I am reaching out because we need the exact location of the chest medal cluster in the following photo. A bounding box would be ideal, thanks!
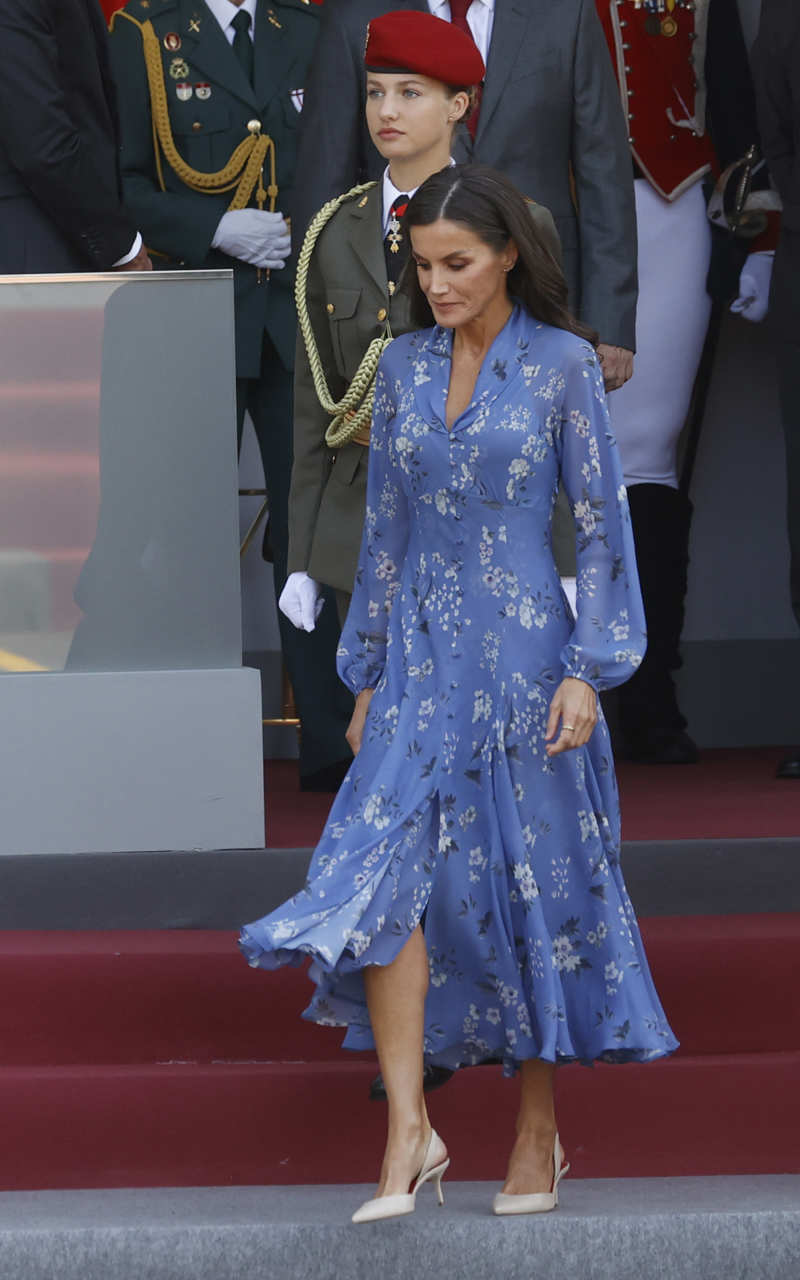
[629,0,694,38]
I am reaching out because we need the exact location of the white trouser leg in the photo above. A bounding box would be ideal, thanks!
[608,179,713,489]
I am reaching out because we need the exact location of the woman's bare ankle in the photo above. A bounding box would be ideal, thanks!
[515,1116,556,1143]
[386,1114,430,1149]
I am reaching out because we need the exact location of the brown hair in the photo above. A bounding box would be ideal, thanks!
[401,164,597,344]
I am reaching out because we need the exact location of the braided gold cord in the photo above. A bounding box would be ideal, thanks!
[294,182,395,449]
[111,11,277,212]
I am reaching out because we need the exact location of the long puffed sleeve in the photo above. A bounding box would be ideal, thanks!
[557,343,646,691]
[336,362,410,695]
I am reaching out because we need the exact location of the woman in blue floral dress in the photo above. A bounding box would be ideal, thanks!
[240,165,678,1222]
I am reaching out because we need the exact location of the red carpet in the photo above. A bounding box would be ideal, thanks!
[1,918,798,1189]
[266,748,800,848]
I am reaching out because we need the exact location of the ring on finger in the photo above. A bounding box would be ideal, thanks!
[562,724,576,732]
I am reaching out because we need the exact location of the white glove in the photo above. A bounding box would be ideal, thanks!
[730,251,775,324]
[211,210,291,269]
[279,571,323,632]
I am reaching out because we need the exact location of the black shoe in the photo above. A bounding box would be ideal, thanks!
[776,748,800,779]
[626,728,699,765]
[299,758,352,792]
[369,1064,455,1101]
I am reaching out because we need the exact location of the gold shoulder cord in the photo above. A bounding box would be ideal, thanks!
[294,183,394,449]
[110,10,277,212]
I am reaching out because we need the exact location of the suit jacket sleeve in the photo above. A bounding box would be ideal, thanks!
[287,242,346,574]
[0,0,135,268]
[289,2,363,238]
[570,0,637,350]
[751,0,796,209]
[529,203,562,267]
[107,15,223,264]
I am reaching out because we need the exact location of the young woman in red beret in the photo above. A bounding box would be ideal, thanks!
[278,9,558,632]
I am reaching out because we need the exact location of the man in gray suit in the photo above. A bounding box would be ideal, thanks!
[291,0,637,389]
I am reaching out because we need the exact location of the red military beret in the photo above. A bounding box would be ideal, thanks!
[364,10,485,85]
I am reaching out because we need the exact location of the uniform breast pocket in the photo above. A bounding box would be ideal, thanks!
[325,287,363,375]
[329,443,364,489]
[170,99,232,170]
[281,91,304,130]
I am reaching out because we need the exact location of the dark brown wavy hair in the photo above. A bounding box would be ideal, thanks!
[401,164,597,344]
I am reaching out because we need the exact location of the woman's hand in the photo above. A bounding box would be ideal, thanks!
[545,677,597,756]
[346,688,375,756]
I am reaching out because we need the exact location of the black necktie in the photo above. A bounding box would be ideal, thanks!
[384,193,410,285]
[232,9,254,86]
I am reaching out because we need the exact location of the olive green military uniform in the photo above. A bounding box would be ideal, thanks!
[109,0,354,780]
[288,183,565,610]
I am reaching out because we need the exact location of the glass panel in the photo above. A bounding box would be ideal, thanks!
[0,271,242,672]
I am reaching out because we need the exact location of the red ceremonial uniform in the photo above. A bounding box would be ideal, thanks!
[598,0,715,201]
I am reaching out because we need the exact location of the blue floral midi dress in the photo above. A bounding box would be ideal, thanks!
[240,304,679,1072]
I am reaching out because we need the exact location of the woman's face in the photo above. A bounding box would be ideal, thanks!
[410,219,517,328]
[365,74,467,161]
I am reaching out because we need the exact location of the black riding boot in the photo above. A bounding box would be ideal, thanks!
[618,482,698,763]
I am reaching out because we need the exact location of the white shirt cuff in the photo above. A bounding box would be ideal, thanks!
[113,232,143,267]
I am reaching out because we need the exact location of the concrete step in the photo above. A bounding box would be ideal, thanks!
[1,1053,798,1190]
[0,1177,797,1280]
[2,840,800,931]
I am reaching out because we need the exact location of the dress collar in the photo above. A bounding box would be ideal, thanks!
[415,302,535,433]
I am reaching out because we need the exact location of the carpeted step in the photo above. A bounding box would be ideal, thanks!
[265,752,800,847]
[1,918,798,1066]
[1,1178,799,1280]
[0,1052,797,1191]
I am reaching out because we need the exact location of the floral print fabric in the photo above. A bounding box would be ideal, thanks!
[240,305,678,1072]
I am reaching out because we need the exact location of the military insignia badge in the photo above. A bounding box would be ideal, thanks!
[175,82,193,101]
[195,83,211,100]
[290,89,304,113]
[164,32,182,51]
[169,57,190,79]
[188,16,202,33]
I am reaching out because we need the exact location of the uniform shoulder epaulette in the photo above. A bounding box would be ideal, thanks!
[110,0,173,23]
[339,182,379,208]
[273,0,322,14]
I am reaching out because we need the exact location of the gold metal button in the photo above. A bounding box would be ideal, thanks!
[377,308,387,321]
[192,122,203,131]
[387,281,396,296]
[326,302,335,314]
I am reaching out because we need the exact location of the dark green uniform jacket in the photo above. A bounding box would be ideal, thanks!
[288,184,561,595]
[108,0,319,377]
